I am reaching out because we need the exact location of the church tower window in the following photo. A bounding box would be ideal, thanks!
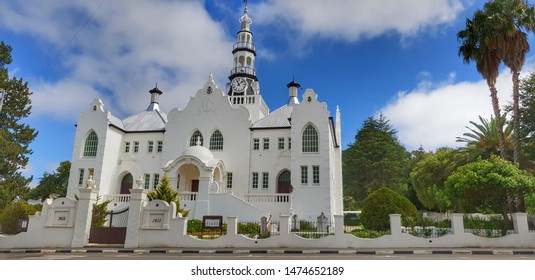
[209,130,224,150]
[302,124,319,153]
[190,130,204,146]
[83,131,98,157]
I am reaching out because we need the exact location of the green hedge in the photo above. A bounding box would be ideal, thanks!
[360,187,419,231]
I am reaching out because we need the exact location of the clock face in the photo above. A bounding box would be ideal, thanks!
[231,78,247,93]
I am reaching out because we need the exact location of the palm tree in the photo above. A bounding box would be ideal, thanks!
[483,0,535,165]
[456,115,513,160]
[458,9,508,159]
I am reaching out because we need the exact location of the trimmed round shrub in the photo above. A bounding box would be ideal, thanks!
[360,187,419,231]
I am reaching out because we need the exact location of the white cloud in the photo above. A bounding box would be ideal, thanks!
[253,0,464,42]
[380,66,535,151]
[0,0,234,119]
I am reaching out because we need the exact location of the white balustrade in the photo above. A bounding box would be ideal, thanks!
[179,192,197,201]
[244,194,290,203]
[103,194,131,203]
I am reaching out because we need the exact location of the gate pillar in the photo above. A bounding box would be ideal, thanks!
[71,187,98,248]
[124,188,148,248]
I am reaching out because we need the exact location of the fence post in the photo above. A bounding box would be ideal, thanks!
[389,214,402,236]
[334,215,344,236]
[71,187,98,248]
[512,213,528,235]
[177,217,188,236]
[451,213,464,235]
[227,216,238,236]
[279,214,290,237]
[124,188,148,248]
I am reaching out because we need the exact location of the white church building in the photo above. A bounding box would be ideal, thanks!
[66,6,343,222]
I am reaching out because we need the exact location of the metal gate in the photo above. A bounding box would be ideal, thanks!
[88,205,129,245]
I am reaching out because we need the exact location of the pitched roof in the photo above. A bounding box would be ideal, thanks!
[121,109,167,132]
[251,105,293,129]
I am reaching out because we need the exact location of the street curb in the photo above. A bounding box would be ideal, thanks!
[2,249,535,255]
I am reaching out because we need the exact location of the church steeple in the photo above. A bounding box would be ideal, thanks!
[228,3,259,97]
[146,85,162,111]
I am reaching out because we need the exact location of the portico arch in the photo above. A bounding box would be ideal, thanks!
[162,145,226,194]
[178,163,200,192]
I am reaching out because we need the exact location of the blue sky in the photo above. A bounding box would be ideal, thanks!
[1,0,534,185]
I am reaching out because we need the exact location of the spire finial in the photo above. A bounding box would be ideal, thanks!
[208,71,214,83]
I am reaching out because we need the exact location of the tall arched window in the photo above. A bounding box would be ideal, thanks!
[302,124,318,153]
[190,130,203,146]
[209,130,224,150]
[83,131,98,157]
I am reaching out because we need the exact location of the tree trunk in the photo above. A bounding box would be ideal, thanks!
[512,70,521,165]
[488,81,508,159]
[512,70,526,212]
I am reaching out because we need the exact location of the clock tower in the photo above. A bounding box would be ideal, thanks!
[227,4,267,122]
[228,5,259,97]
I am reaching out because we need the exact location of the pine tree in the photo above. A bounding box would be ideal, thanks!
[343,114,409,204]
[0,41,38,209]
[147,175,189,217]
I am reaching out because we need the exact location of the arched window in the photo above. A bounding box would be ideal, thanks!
[277,170,291,194]
[83,131,98,157]
[246,56,252,67]
[190,130,203,146]
[302,124,318,153]
[209,130,224,150]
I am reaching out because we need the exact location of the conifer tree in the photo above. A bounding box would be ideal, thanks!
[343,114,409,203]
[0,41,38,209]
[147,175,189,217]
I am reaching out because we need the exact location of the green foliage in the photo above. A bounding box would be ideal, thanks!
[445,156,535,213]
[525,192,535,214]
[147,176,189,217]
[237,222,260,236]
[410,148,461,211]
[343,213,361,226]
[0,201,41,234]
[445,156,535,233]
[0,41,37,210]
[187,219,203,233]
[518,71,535,172]
[463,214,511,230]
[463,214,514,237]
[187,219,227,239]
[343,115,409,203]
[360,187,419,231]
[91,195,112,228]
[29,161,71,201]
[350,228,390,239]
[456,115,513,160]
[343,195,359,211]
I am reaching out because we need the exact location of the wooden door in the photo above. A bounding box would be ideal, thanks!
[191,179,199,192]
[120,174,133,194]
[277,171,292,193]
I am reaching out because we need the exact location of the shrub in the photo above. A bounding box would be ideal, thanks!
[147,176,189,217]
[237,222,260,235]
[350,228,390,238]
[344,213,361,226]
[360,187,419,231]
[91,195,112,227]
[0,201,42,234]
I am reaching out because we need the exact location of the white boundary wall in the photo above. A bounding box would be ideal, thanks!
[1,189,534,249]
